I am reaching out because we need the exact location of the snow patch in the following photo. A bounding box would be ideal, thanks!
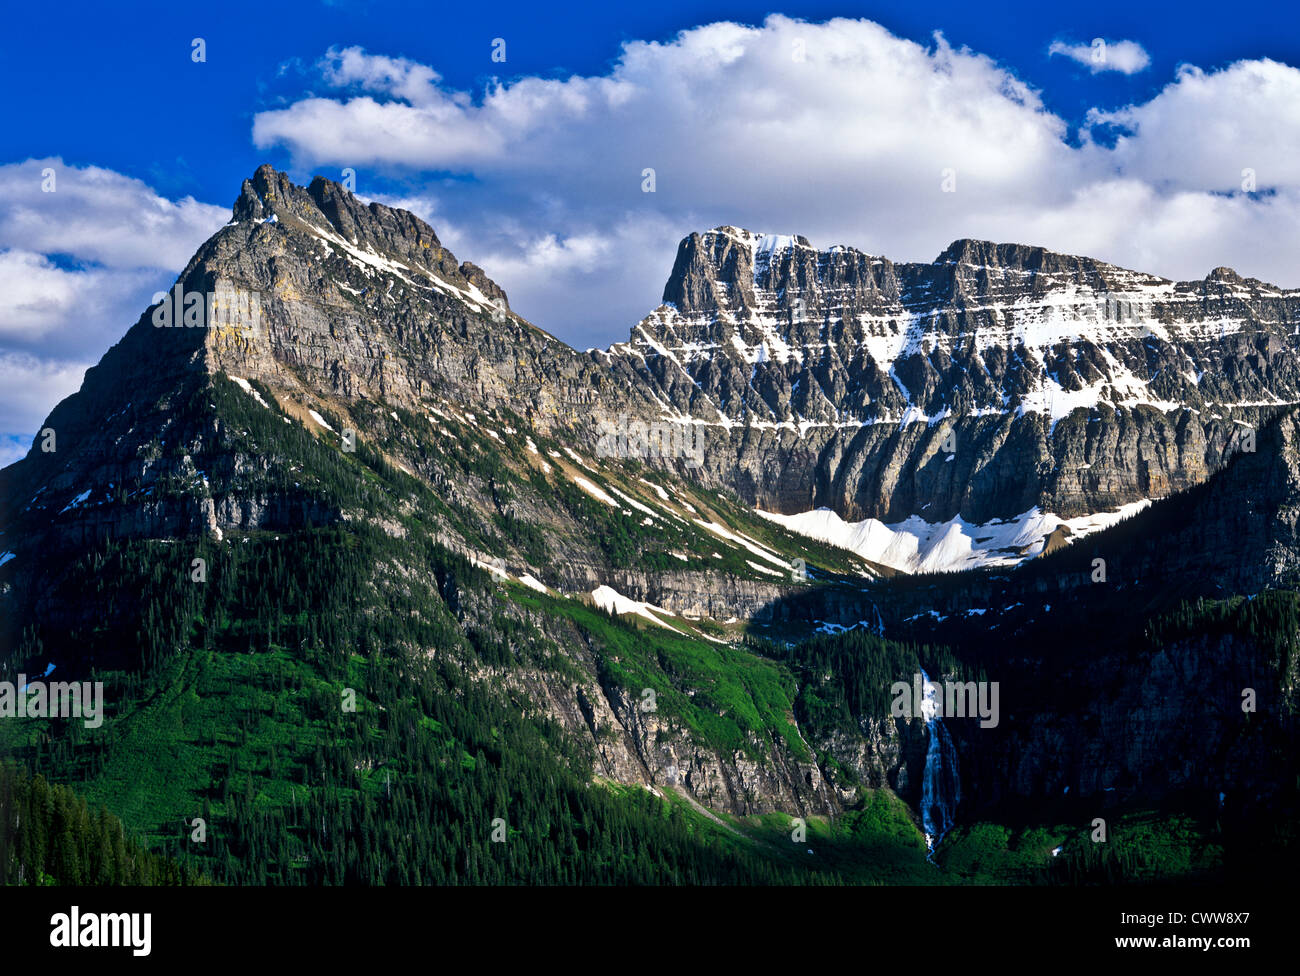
[59,490,93,514]
[590,585,679,632]
[471,556,507,580]
[757,501,1151,574]
[518,574,549,594]
[607,485,660,519]
[230,376,271,409]
[693,519,792,570]
[573,476,618,507]
[639,478,671,502]
[308,410,336,432]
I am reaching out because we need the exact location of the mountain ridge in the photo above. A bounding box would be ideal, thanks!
[615,218,1300,525]
[8,164,1300,556]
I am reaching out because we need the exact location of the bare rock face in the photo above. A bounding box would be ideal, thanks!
[205,165,636,428]
[612,226,1300,524]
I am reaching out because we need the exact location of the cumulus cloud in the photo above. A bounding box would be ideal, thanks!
[0,159,228,447]
[250,16,1300,352]
[0,352,94,458]
[1085,60,1300,191]
[1049,38,1151,75]
[0,250,163,343]
[0,159,229,271]
[0,436,34,469]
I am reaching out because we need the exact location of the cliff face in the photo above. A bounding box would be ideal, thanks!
[802,408,1300,821]
[207,165,652,430]
[955,628,1295,815]
[17,180,1300,548]
[611,226,1300,523]
[0,165,648,562]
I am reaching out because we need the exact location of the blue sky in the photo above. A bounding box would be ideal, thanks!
[3,0,1299,461]
[7,1,1297,197]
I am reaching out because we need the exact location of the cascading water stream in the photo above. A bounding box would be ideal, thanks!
[919,668,961,861]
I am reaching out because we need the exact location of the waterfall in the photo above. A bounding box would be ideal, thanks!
[869,602,885,636]
[919,668,960,858]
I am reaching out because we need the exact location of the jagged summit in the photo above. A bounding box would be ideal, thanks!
[176,164,565,409]
[0,165,654,538]
[229,164,509,309]
[690,223,1126,272]
[665,225,1275,312]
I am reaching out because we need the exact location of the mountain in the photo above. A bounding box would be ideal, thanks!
[610,225,1300,529]
[1,167,1296,885]
[0,167,891,847]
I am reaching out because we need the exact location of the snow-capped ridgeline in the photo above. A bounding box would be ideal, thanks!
[612,225,1300,431]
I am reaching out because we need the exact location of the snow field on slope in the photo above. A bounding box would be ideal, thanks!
[757,501,1151,574]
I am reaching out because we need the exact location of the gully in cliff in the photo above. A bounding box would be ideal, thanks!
[890,671,999,857]
[909,669,970,857]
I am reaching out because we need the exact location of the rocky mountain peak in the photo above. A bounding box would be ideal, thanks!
[931,238,1075,269]
[658,227,1202,322]
[230,163,287,221]
[659,225,886,316]
[228,165,493,294]
[12,165,1300,544]
[1206,266,1246,285]
[185,165,546,411]
[0,165,593,551]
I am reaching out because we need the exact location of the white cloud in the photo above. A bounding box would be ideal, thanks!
[442,213,686,351]
[321,46,446,106]
[371,192,686,346]
[0,159,228,449]
[250,17,1300,352]
[0,435,33,468]
[8,18,1300,459]
[0,351,92,445]
[1085,60,1300,191]
[0,249,160,343]
[1049,38,1151,75]
[0,249,98,342]
[0,158,228,270]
